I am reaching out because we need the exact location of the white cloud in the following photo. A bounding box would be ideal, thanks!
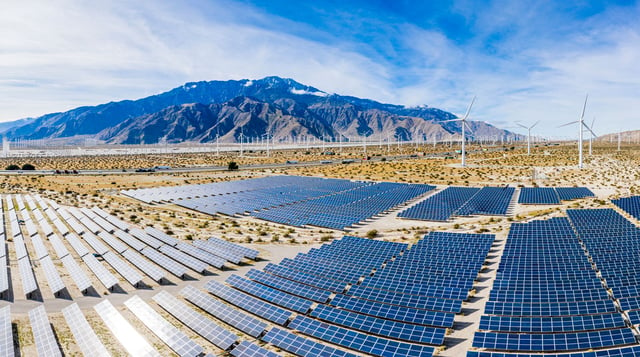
[0,0,638,139]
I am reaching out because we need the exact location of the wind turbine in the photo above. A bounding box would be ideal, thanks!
[559,95,596,169]
[516,121,539,155]
[443,96,476,167]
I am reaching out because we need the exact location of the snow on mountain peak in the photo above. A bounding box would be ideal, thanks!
[290,88,328,97]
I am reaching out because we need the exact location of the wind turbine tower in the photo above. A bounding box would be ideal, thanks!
[559,95,595,169]
[443,96,476,167]
[517,121,539,155]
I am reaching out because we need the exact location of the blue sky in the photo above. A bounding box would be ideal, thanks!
[0,0,638,138]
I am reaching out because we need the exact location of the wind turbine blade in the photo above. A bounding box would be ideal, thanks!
[582,121,597,137]
[530,120,540,130]
[580,94,588,121]
[462,96,476,120]
[441,118,463,123]
[516,123,528,129]
[590,117,596,129]
[463,121,473,131]
[558,121,579,128]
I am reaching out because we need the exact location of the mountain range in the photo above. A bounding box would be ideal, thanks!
[1,76,521,144]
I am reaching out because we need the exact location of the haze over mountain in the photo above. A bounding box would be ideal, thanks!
[2,77,521,145]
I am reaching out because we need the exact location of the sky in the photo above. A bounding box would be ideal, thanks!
[1,0,639,139]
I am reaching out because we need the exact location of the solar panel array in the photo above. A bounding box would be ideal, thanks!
[472,216,637,354]
[124,295,204,357]
[398,186,486,221]
[518,187,594,205]
[567,209,640,327]
[61,303,110,357]
[612,196,640,221]
[29,305,62,357]
[0,306,13,357]
[192,234,496,356]
[94,299,161,356]
[124,175,434,230]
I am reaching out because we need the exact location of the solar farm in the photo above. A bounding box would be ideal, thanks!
[0,142,639,356]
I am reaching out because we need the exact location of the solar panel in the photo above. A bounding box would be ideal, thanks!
[0,266,8,296]
[261,327,358,357]
[13,234,29,260]
[122,249,165,282]
[61,303,110,357]
[91,206,110,218]
[39,220,54,237]
[230,340,280,357]
[246,269,331,303]
[0,306,13,357]
[29,235,49,260]
[93,299,160,357]
[159,245,208,273]
[97,232,128,254]
[82,254,118,290]
[124,296,204,357]
[103,214,130,232]
[175,242,225,269]
[90,215,117,234]
[114,230,146,251]
[130,228,164,249]
[141,246,188,278]
[181,285,267,338]
[205,280,292,325]
[39,256,65,295]
[193,240,243,264]
[52,218,70,236]
[289,315,435,356]
[102,252,143,287]
[152,290,238,350]
[60,255,92,292]
[63,233,90,257]
[144,227,179,246]
[29,305,62,357]
[18,257,38,296]
[81,233,110,255]
[77,217,101,235]
[207,236,259,260]
[42,235,66,259]
[24,219,39,237]
[227,275,313,314]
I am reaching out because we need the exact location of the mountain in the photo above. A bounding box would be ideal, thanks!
[597,130,640,143]
[2,76,521,144]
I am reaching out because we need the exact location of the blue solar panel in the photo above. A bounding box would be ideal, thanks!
[472,329,636,352]
[518,187,560,204]
[456,186,515,216]
[468,345,640,357]
[246,269,332,303]
[289,315,435,356]
[310,304,446,345]
[205,280,292,325]
[230,340,280,357]
[398,186,480,221]
[227,275,314,314]
[262,327,358,357]
[479,314,627,333]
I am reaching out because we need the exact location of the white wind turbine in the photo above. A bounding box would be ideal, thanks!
[516,120,539,155]
[559,95,596,169]
[443,96,476,167]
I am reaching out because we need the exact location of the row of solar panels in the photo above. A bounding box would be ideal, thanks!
[123,174,435,230]
[1,194,258,300]
[518,187,595,205]
[398,186,516,221]
[0,294,285,357]
[122,175,367,204]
